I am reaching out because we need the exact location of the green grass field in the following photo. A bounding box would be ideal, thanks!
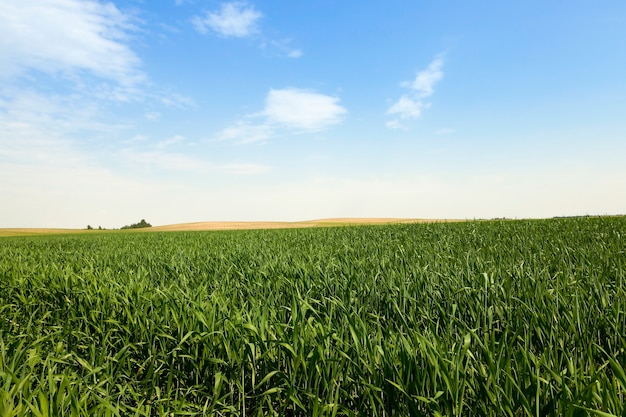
[1,217,625,416]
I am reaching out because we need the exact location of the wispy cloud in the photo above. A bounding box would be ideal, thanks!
[0,87,123,140]
[0,0,200,113]
[387,55,444,129]
[192,2,262,38]
[144,111,162,121]
[215,121,273,144]
[287,49,303,58]
[119,148,205,172]
[0,0,196,177]
[0,0,143,86]
[156,134,185,149]
[118,146,269,176]
[192,2,302,58]
[216,88,347,144]
[387,96,428,120]
[435,128,455,135]
[266,39,303,59]
[403,57,444,96]
[219,163,269,175]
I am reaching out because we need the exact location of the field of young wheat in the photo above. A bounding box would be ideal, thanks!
[1,217,625,416]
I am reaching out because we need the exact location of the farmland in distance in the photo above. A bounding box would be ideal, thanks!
[1,217,625,416]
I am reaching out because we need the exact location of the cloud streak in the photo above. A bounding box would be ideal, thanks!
[0,1,199,187]
[219,163,270,175]
[215,122,273,144]
[387,55,444,129]
[0,0,143,86]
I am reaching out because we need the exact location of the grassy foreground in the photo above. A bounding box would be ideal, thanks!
[1,218,625,416]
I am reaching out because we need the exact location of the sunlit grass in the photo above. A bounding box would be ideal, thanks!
[1,217,625,415]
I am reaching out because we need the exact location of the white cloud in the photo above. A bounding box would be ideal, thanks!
[387,55,444,129]
[264,88,346,131]
[216,88,347,143]
[0,0,143,85]
[192,2,262,38]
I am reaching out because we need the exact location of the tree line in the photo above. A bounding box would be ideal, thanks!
[86,219,152,230]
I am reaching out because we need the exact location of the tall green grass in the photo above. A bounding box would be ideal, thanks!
[1,217,625,415]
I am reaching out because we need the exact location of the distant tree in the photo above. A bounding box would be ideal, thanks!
[98,226,102,230]
[121,219,152,230]
[87,225,93,230]
[137,219,151,228]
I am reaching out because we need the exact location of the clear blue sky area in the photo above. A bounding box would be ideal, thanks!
[1,0,625,227]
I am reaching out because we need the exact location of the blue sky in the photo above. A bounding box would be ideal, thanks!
[1,0,625,228]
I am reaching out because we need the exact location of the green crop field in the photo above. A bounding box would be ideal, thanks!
[1,217,625,416]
